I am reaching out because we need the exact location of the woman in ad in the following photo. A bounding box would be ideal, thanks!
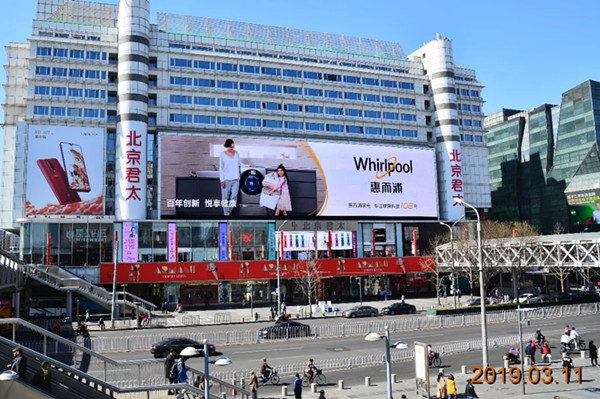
[268,164,292,216]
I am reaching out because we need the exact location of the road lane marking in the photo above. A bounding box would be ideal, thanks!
[232,346,303,354]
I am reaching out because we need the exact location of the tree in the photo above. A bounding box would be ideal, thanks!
[422,235,445,305]
[292,255,322,318]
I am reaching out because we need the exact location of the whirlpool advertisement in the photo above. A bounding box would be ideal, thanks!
[25,124,104,216]
[159,134,438,218]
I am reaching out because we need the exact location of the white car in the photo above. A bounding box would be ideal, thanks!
[515,293,543,304]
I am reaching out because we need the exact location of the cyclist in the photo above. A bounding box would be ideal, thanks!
[260,358,272,379]
[427,344,435,360]
[305,358,317,381]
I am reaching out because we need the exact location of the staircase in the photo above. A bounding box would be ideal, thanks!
[0,249,156,314]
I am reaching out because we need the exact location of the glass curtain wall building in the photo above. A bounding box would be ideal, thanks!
[1,0,490,305]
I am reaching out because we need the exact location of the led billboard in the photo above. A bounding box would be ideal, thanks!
[566,189,600,226]
[26,124,104,216]
[159,134,438,218]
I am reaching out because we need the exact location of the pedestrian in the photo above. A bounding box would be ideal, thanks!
[447,374,457,399]
[464,378,478,399]
[175,357,188,383]
[401,395,407,399]
[33,361,52,392]
[249,371,259,399]
[293,372,302,399]
[562,353,574,383]
[589,340,598,366]
[8,347,27,379]
[525,338,535,366]
[85,309,90,323]
[165,348,177,394]
[541,341,552,364]
[281,301,287,316]
[161,300,167,314]
[98,317,105,330]
[318,389,326,399]
[570,327,580,350]
[271,304,276,320]
[437,372,447,399]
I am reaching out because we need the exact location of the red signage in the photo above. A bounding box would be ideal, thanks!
[100,256,433,284]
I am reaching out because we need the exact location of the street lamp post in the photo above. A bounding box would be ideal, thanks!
[454,198,488,367]
[365,326,392,399]
[440,215,465,308]
[110,231,118,329]
[276,220,289,316]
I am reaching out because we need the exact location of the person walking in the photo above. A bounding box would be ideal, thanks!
[562,353,574,383]
[318,390,326,399]
[164,348,177,395]
[447,374,457,399]
[437,372,447,399]
[33,361,52,392]
[464,378,478,399]
[8,347,27,379]
[589,340,598,366]
[293,372,302,399]
[249,371,259,399]
[85,309,90,323]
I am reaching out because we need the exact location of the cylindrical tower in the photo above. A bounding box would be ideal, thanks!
[420,34,465,221]
[115,0,150,220]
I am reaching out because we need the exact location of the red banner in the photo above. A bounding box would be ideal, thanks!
[100,256,433,284]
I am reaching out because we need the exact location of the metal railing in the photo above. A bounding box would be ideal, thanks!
[0,248,25,290]
[0,318,251,399]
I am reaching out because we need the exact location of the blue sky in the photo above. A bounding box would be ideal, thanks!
[1,0,599,165]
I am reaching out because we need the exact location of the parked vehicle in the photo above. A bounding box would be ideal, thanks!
[151,338,216,358]
[465,298,490,307]
[514,293,543,304]
[380,302,416,315]
[343,305,378,318]
[259,321,311,340]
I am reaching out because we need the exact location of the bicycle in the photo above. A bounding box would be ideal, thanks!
[259,369,280,385]
[302,369,326,387]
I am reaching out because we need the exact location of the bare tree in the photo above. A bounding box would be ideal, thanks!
[422,235,446,305]
[292,256,321,318]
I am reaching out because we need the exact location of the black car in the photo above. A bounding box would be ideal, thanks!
[381,302,416,315]
[260,321,311,340]
[151,338,216,358]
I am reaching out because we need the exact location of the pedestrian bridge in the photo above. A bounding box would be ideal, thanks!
[435,232,600,270]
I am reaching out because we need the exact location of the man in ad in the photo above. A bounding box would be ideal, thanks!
[219,138,242,216]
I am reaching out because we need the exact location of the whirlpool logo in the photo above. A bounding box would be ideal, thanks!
[353,157,414,179]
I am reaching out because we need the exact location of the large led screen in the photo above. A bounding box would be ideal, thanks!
[159,134,438,218]
[567,189,600,226]
[26,124,104,216]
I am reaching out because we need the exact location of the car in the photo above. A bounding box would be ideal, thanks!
[151,338,216,358]
[465,298,490,307]
[343,305,378,318]
[514,293,542,304]
[380,302,416,315]
[260,321,311,340]
[551,292,572,301]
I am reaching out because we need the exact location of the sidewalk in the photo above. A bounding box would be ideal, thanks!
[261,357,600,399]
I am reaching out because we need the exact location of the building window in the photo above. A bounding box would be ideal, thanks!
[85,89,100,98]
[240,65,259,74]
[262,119,282,128]
[401,113,417,122]
[36,47,51,56]
[171,58,192,68]
[362,77,379,86]
[284,86,301,95]
[364,110,381,119]
[472,105,481,112]
[51,106,65,116]
[217,98,238,107]
[473,120,482,127]
[460,89,469,96]
[85,70,100,79]
[325,90,342,99]
[381,80,397,88]
[399,82,415,90]
[70,49,84,58]
[383,112,398,120]
[86,51,100,60]
[401,129,417,138]
[474,135,483,142]
[218,116,238,125]
[171,76,193,86]
[382,96,398,104]
[470,90,479,97]
[283,69,302,78]
[363,94,380,102]
[305,122,324,131]
[67,107,82,117]
[261,67,281,76]
[365,127,382,135]
[384,128,400,136]
[240,100,260,109]
[262,84,282,93]
[326,124,344,132]
[194,61,215,70]
[194,96,215,106]
[465,134,473,142]
[170,113,192,123]
[284,104,302,112]
[241,118,260,127]
[84,109,100,118]
[68,88,83,97]
[464,119,472,126]
[303,71,322,80]
[345,109,362,117]
[240,82,259,91]
[399,97,416,106]
[51,87,66,96]
[34,86,50,95]
[194,78,215,87]
[304,88,323,97]
[170,95,192,104]
[217,62,238,71]
[52,67,68,77]
[262,102,281,110]
[461,104,471,111]
[324,73,341,82]
[284,121,303,130]
[68,69,83,78]
[325,107,343,115]
[344,92,360,100]
[346,125,363,134]
[194,115,215,124]
[217,81,238,89]
[53,48,68,57]
[343,76,360,84]
[34,106,49,115]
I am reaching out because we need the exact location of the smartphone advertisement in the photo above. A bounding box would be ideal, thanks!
[159,133,438,218]
[26,124,104,216]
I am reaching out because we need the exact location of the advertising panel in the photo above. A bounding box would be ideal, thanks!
[168,223,177,262]
[122,222,139,262]
[159,134,438,218]
[566,189,600,226]
[26,124,104,215]
[115,120,147,220]
[100,256,431,284]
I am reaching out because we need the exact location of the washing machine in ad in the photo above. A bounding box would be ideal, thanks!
[238,167,267,216]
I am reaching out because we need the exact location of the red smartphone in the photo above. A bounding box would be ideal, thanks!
[60,142,91,192]
[37,158,81,204]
